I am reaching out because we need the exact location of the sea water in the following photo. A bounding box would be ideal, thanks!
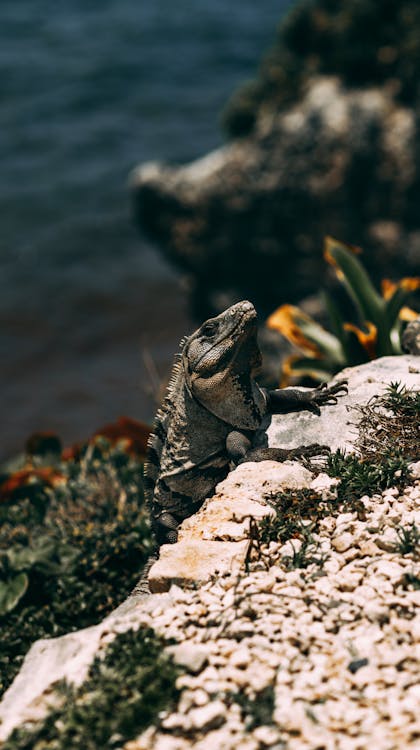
[0,0,292,459]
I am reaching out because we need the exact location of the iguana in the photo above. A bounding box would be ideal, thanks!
[144,300,346,546]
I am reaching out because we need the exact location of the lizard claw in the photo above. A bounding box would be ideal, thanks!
[310,379,348,410]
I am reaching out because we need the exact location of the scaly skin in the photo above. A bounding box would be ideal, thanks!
[144,300,347,546]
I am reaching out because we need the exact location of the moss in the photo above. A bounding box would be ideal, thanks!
[0,439,153,697]
[223,0,420,137]
[3,627,180,750]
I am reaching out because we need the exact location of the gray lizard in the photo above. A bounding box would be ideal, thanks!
[144,300,347,546]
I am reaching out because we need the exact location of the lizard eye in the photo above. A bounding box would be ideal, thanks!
[202,321,217,337]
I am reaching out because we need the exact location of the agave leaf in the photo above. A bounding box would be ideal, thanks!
[343,322,378,359]
[281,354,336,385]
[399,306,420,321]
[381,277,420,330]
[340,324,375,365]
[322,291,346,341]
[0,572,28,615]
[324,237,384,323]
[267,304,344,363]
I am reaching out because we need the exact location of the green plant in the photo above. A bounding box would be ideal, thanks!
[395,524,420,556]
[256,384,417,568]
[282,532,326,571]
[327,450,411,503]
[0,439,153,697]
[327,382,417,502]
[231,685,276,731]
[356,382,420,463]
[258,488,333,547]
[0,536,78,616]
[3,627,180,750]
[267,237,420,383]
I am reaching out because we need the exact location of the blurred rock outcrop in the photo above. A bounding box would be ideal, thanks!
[132,0,420,316]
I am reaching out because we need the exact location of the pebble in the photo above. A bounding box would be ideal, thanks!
[188,701,227,731]
[169,643,209,674]
[332,532,354,552]
[144,475,418,749]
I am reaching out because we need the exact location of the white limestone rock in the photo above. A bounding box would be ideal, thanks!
[0,592,174,742]
[188,700,227,731]
[148,539,250,594]
[1,356,419,749]
[168,643,209,674]
[267,356,420,453]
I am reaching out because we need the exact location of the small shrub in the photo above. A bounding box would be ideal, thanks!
[3,627,180,750]
[327,382,418,501]
[326,450,411,503]
[257,384,418,566]
[231,685,275,731]
[395,524,420,556]
[258,488,333,547]
[282,533,326,571]
[0,439,153,697]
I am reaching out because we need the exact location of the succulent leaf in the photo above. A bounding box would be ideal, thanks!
[324,237,384,323]
[343,322,378,359]
[280,355,339,385]
[267,304,344,362]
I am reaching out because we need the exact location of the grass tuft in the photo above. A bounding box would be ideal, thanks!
[395,524,420,557]
[256,382,418,565]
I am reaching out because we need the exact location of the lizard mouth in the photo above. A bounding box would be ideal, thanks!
[226,300,257,332]
[233,300,258,331]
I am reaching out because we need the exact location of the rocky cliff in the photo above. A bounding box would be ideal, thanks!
[132,0,420,317]
[1,356,419,749]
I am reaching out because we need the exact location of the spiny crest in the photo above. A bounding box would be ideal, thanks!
[145,353,184,490]
[164,354,184,401]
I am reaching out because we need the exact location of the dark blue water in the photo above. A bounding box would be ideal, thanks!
[0,0,292,460]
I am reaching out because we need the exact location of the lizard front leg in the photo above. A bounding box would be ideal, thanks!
[266,380,348,416]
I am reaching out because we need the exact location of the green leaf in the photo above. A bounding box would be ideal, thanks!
[268,304,345,364]
[0,573,29,615]
[283,356,336,383]
[382,278,420,331]
[322,291,346,341]
[7,539,56,571]
[295,315,345,364]
[324,237,384,324]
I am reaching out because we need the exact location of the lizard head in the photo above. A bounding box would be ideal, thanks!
[182,300,266,429]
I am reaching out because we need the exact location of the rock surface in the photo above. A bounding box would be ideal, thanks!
[1,356,419,748]
[268,354,420,452]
